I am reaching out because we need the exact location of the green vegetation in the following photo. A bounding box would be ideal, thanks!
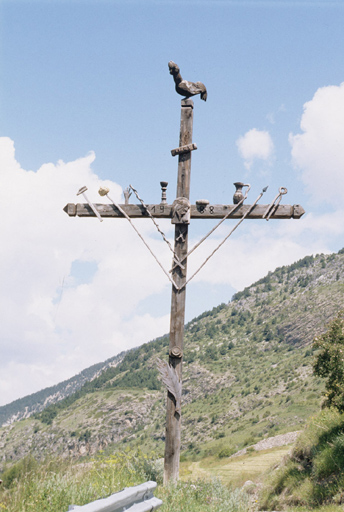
[111,366,161,391]
[0,452,145,511]
[182,445,292,489]
[232,254,316,302]
[313,311,344,411]
[0,451,249,512]
[33,341,167,425]
[258,313,344,509]
[260,409,344,510]
[158,479,249,512]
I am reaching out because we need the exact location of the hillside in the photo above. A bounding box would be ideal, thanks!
[0,249,343,472]
[0,353,124,427]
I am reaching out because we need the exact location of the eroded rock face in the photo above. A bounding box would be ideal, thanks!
[230,431,301,459]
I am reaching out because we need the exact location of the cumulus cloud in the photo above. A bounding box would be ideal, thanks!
[0,138,171,405]
[289,82,344,205]
[236,128,274,170]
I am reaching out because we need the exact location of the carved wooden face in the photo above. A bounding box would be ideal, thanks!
[172,198,191,224]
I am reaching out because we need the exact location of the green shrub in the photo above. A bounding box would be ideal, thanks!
[0,455,38,488]
[243,436,255,447]
[313,311,344,411]
[218,446,235,458]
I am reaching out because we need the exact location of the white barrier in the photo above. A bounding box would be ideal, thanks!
[67,481,163,512]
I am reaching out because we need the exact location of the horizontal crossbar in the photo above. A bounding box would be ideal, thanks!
[64,203,305,220]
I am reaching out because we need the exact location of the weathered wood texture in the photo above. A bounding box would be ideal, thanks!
[164,99,194,484]
[64,203,305,220]
[157,358,182,414]
[171,142,197,157]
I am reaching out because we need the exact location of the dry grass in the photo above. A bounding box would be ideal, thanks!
[181,446,291,487]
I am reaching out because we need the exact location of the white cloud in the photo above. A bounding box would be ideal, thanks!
[185,211,340,293]
[289,82,344,205]
[0,138,171,406]
[236,128,274,170]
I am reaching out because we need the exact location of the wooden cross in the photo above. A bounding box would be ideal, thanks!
[64,97,304,484]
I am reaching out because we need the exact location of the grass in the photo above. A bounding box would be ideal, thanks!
[156,479,250,512]
[260,409,344,510]
[3,409,344,512]
[0,452,146,512]
[181,446,292,488]
[0,451,251,512]
[2,447,344,512]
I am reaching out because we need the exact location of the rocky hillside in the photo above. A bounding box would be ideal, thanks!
[0,353,124,427]
[1,250,343,471]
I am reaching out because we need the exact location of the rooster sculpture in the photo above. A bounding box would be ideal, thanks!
[168,61,207,101]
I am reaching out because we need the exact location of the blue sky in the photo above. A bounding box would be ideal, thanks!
[1,0,344,407]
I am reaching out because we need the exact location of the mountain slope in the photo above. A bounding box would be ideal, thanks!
[0,353,124,427]
[1,250,343,471]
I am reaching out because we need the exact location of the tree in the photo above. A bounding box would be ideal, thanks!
[313,311,344,411]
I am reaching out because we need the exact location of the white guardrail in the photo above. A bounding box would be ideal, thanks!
[67,481,163,512]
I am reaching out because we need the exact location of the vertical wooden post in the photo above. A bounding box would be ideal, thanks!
[164,99,194,484]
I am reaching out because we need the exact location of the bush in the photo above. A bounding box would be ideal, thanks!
[218,446,235,458]
[243,436,255,447]
[0,455,38,488]
[313,311,344,411]
[111,367,162,391]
